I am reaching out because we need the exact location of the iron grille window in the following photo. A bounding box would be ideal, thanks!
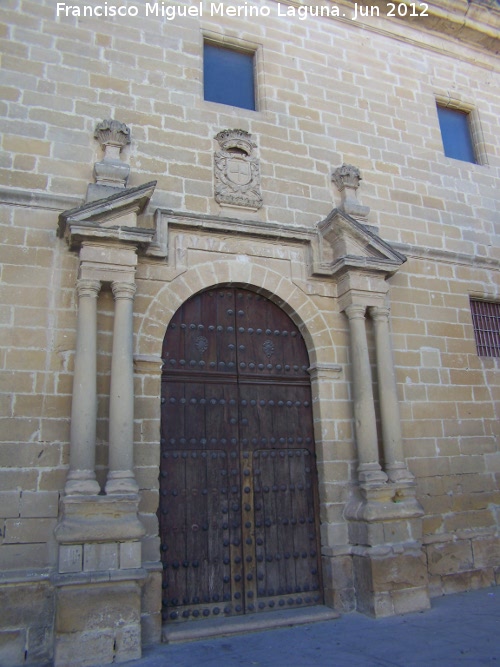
[470,299,500,358]
[203,42,256,111]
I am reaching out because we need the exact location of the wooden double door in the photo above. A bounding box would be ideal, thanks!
[159,288,322,623]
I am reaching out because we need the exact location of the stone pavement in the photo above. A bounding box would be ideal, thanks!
[124,587,500,667]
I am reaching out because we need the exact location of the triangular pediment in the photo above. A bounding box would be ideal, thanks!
[58,181,157,250]
[315,208,406,277]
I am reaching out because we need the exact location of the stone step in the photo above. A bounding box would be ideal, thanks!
[162,605,340,644]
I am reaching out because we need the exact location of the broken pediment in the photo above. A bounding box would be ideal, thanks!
[314,208,406,278]
[57,181,157,251]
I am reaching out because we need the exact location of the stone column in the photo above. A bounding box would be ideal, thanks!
[369,306,414,484]
[344,304,387,486]
[65,279,101,495]
[105,280,138,495]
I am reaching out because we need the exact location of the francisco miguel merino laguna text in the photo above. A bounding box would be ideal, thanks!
[56,2,430,20]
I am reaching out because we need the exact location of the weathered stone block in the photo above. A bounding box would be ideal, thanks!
[382,519,415,544]
[56,583,140,633]
[141,612,162,647]
[26,624,54,665]
[20,490,59,518]
[0,630,26,667]
[55,631,115,667]
[59,544,83,573]
[371,551,428,591]
[141,569,162,615]
[321,554,353,590]
[114,624,141,663]
[0,491,21,518]
[427,541,474,576]
[4,518,58,544]
[83,542,118,572]
[441,568,495,595]
[353,550,429,616]
[120,541,142,569]
[472,536,499,568]
[0,543,51,570]
[0,582,54,628]
[392,586,431,614]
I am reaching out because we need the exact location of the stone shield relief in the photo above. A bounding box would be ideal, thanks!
[214,129,263,210]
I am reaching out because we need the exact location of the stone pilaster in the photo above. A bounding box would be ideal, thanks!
[65,279,101,496]
[105,280,138,495]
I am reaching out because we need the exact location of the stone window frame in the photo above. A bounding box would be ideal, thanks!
[202,31,263,112]
[435,94,488,166]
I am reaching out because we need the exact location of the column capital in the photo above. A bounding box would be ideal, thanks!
[111,280,136,300]
[368,305,390,322]
[344,303,367,320]
[76,278,101,298]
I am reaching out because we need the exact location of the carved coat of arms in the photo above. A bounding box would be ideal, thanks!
[214,129,262,210]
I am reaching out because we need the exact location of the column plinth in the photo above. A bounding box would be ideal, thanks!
[105,281,138,495]
[344,304,387,487]
[65,279,101,496]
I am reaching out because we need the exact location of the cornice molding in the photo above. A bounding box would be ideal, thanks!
[273,0,500,67]
[154,207,406,281]
[0,186,82,211]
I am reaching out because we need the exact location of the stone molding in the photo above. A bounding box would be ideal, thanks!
[1,185,497,272]
[55,495,145,543]
[307,362,343,380]
[272,0,500,54]
[154,207,407,282]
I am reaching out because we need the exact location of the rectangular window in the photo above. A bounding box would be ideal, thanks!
[203,42,256,111]
[470,299,500,358]
[436,104,477,164]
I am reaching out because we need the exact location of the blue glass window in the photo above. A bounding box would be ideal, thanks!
[436,105,476,164]
[204,43,255,111]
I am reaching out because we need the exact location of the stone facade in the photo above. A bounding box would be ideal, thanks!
[0,0,499,665]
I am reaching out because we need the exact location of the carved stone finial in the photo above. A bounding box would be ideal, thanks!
[214,129,262,210]
[94,119,131,151]
[87,119,131,202]
[215,129,256,154]
[332,163,362,191]
[332,163,370,220]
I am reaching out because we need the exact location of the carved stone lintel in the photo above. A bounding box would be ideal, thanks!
[214,129,262,210]
[332,163,370,220]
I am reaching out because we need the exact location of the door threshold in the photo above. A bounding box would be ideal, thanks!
[162,605,340,644]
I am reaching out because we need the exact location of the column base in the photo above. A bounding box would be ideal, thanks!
[385,462,415,485]
[344,479,429,617]
[105,470,139,495]
[55,493,145,547]
[357,462,388,486]
[346,479,424,524]
[53,494,147,666]
[64,469,101,496]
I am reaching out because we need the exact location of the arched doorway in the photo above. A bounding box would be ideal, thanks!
[159,287,323,623]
